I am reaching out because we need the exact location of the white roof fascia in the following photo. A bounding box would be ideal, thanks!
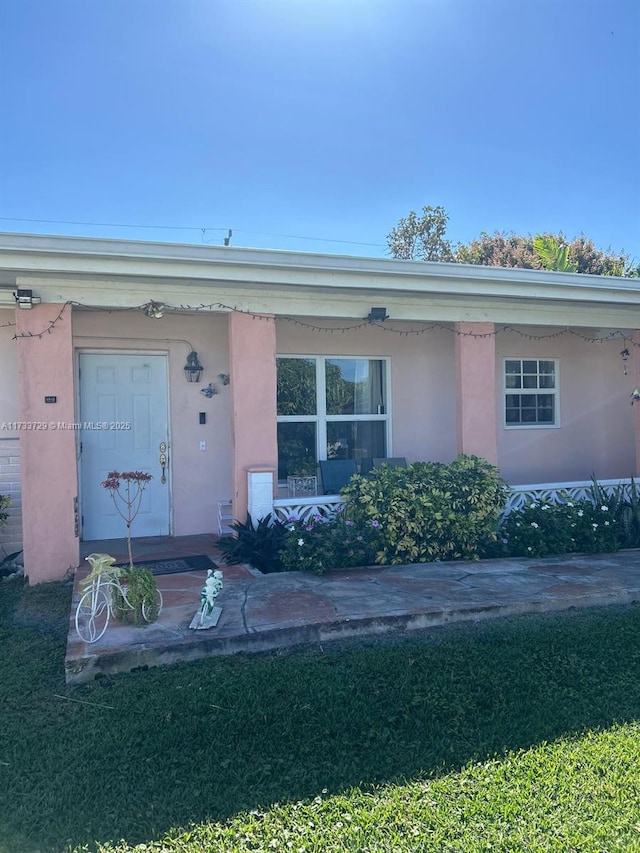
[0,231,638,306]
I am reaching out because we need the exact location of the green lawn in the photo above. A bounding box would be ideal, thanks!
[1,578,640,852]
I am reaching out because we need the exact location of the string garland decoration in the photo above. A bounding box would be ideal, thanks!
[3,298,640,350]
[10,303,70,339]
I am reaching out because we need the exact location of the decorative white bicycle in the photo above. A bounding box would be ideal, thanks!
[75,553,163,644]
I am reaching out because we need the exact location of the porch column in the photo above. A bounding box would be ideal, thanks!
[633,331,640,476]
[454,322,498,465]
[16,303,79,583]
[228,311,278,523]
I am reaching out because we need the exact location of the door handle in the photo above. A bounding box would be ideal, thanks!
[159,442,167,484]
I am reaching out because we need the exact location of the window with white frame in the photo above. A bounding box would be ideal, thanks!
[276,356,389,480]
[504,358,558,427]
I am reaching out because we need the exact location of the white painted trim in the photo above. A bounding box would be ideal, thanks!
[13,286,639,329]
[1,232,639,307]
[510,477,633,490]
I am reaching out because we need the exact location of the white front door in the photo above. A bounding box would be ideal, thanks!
[79,353,170,540]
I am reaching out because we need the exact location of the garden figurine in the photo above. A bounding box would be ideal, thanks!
[189,568,224,630]
[201,569,224,615]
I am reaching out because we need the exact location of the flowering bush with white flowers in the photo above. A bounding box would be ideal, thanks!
[226,476,640,574]
[279,510,379,574]
[492,497,619,558]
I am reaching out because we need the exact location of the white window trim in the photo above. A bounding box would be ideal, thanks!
[276,355,392,475]
[503,357,561,430]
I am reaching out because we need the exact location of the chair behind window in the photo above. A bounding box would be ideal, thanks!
[319,459,358,494]
[372,457,408,469]
[359,457,374,477]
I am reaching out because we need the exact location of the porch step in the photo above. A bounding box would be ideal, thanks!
[217,499,234,537]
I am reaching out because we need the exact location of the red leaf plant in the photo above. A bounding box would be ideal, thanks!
[102,471,153,568]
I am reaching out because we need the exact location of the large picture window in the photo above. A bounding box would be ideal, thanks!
[504,358,558,427]
[277,356,389,479]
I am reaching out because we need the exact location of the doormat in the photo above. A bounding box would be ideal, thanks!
[116,555,218,576]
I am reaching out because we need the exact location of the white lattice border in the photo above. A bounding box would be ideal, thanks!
[504,478,636,515]
[272,495,344,524]
[272,478,638,526]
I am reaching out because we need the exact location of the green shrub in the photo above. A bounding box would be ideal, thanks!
[218,514,288,573]
[0,494,9,527]
[340,455,506,565]
[493,496,619,558]
[598,477,640,549]
[114,566,160,624]
[0,495,22,576]
[280,510,378,574]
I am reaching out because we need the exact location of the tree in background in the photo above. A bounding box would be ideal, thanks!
[455,231,540,268]
[532,235,576,272]
[565,234,639,276]
[386,205,454,262]
[386,206,638,276]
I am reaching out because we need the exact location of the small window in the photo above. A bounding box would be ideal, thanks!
[504,359,558,427]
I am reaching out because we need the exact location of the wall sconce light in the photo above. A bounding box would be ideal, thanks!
[218,373,230,386]
[143,301,165,319]
[184,350,204,383]
[14,289,41,309]
[367,307,388,322]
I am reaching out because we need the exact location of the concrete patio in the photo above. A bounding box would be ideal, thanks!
[65,535,640,684]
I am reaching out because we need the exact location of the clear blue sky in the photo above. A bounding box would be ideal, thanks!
[1,0,638,259]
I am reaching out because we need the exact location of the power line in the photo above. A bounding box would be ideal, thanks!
[215,229,385,248]
[0,216,221,232]
[0,216,386,249]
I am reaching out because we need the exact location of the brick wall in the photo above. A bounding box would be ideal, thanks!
[0,438,22,555]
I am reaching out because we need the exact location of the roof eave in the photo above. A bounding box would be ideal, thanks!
[0,231,638,304]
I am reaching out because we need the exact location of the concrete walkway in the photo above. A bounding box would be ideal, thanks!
[65,538,640,684]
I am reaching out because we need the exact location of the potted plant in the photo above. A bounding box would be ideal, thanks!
[292,457,317,477]
[287,458,318,497]
[101,471,153,568]
[100,471,161,624]
[113,565,161,624]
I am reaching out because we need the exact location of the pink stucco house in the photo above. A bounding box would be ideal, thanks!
[1,233,639,584]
